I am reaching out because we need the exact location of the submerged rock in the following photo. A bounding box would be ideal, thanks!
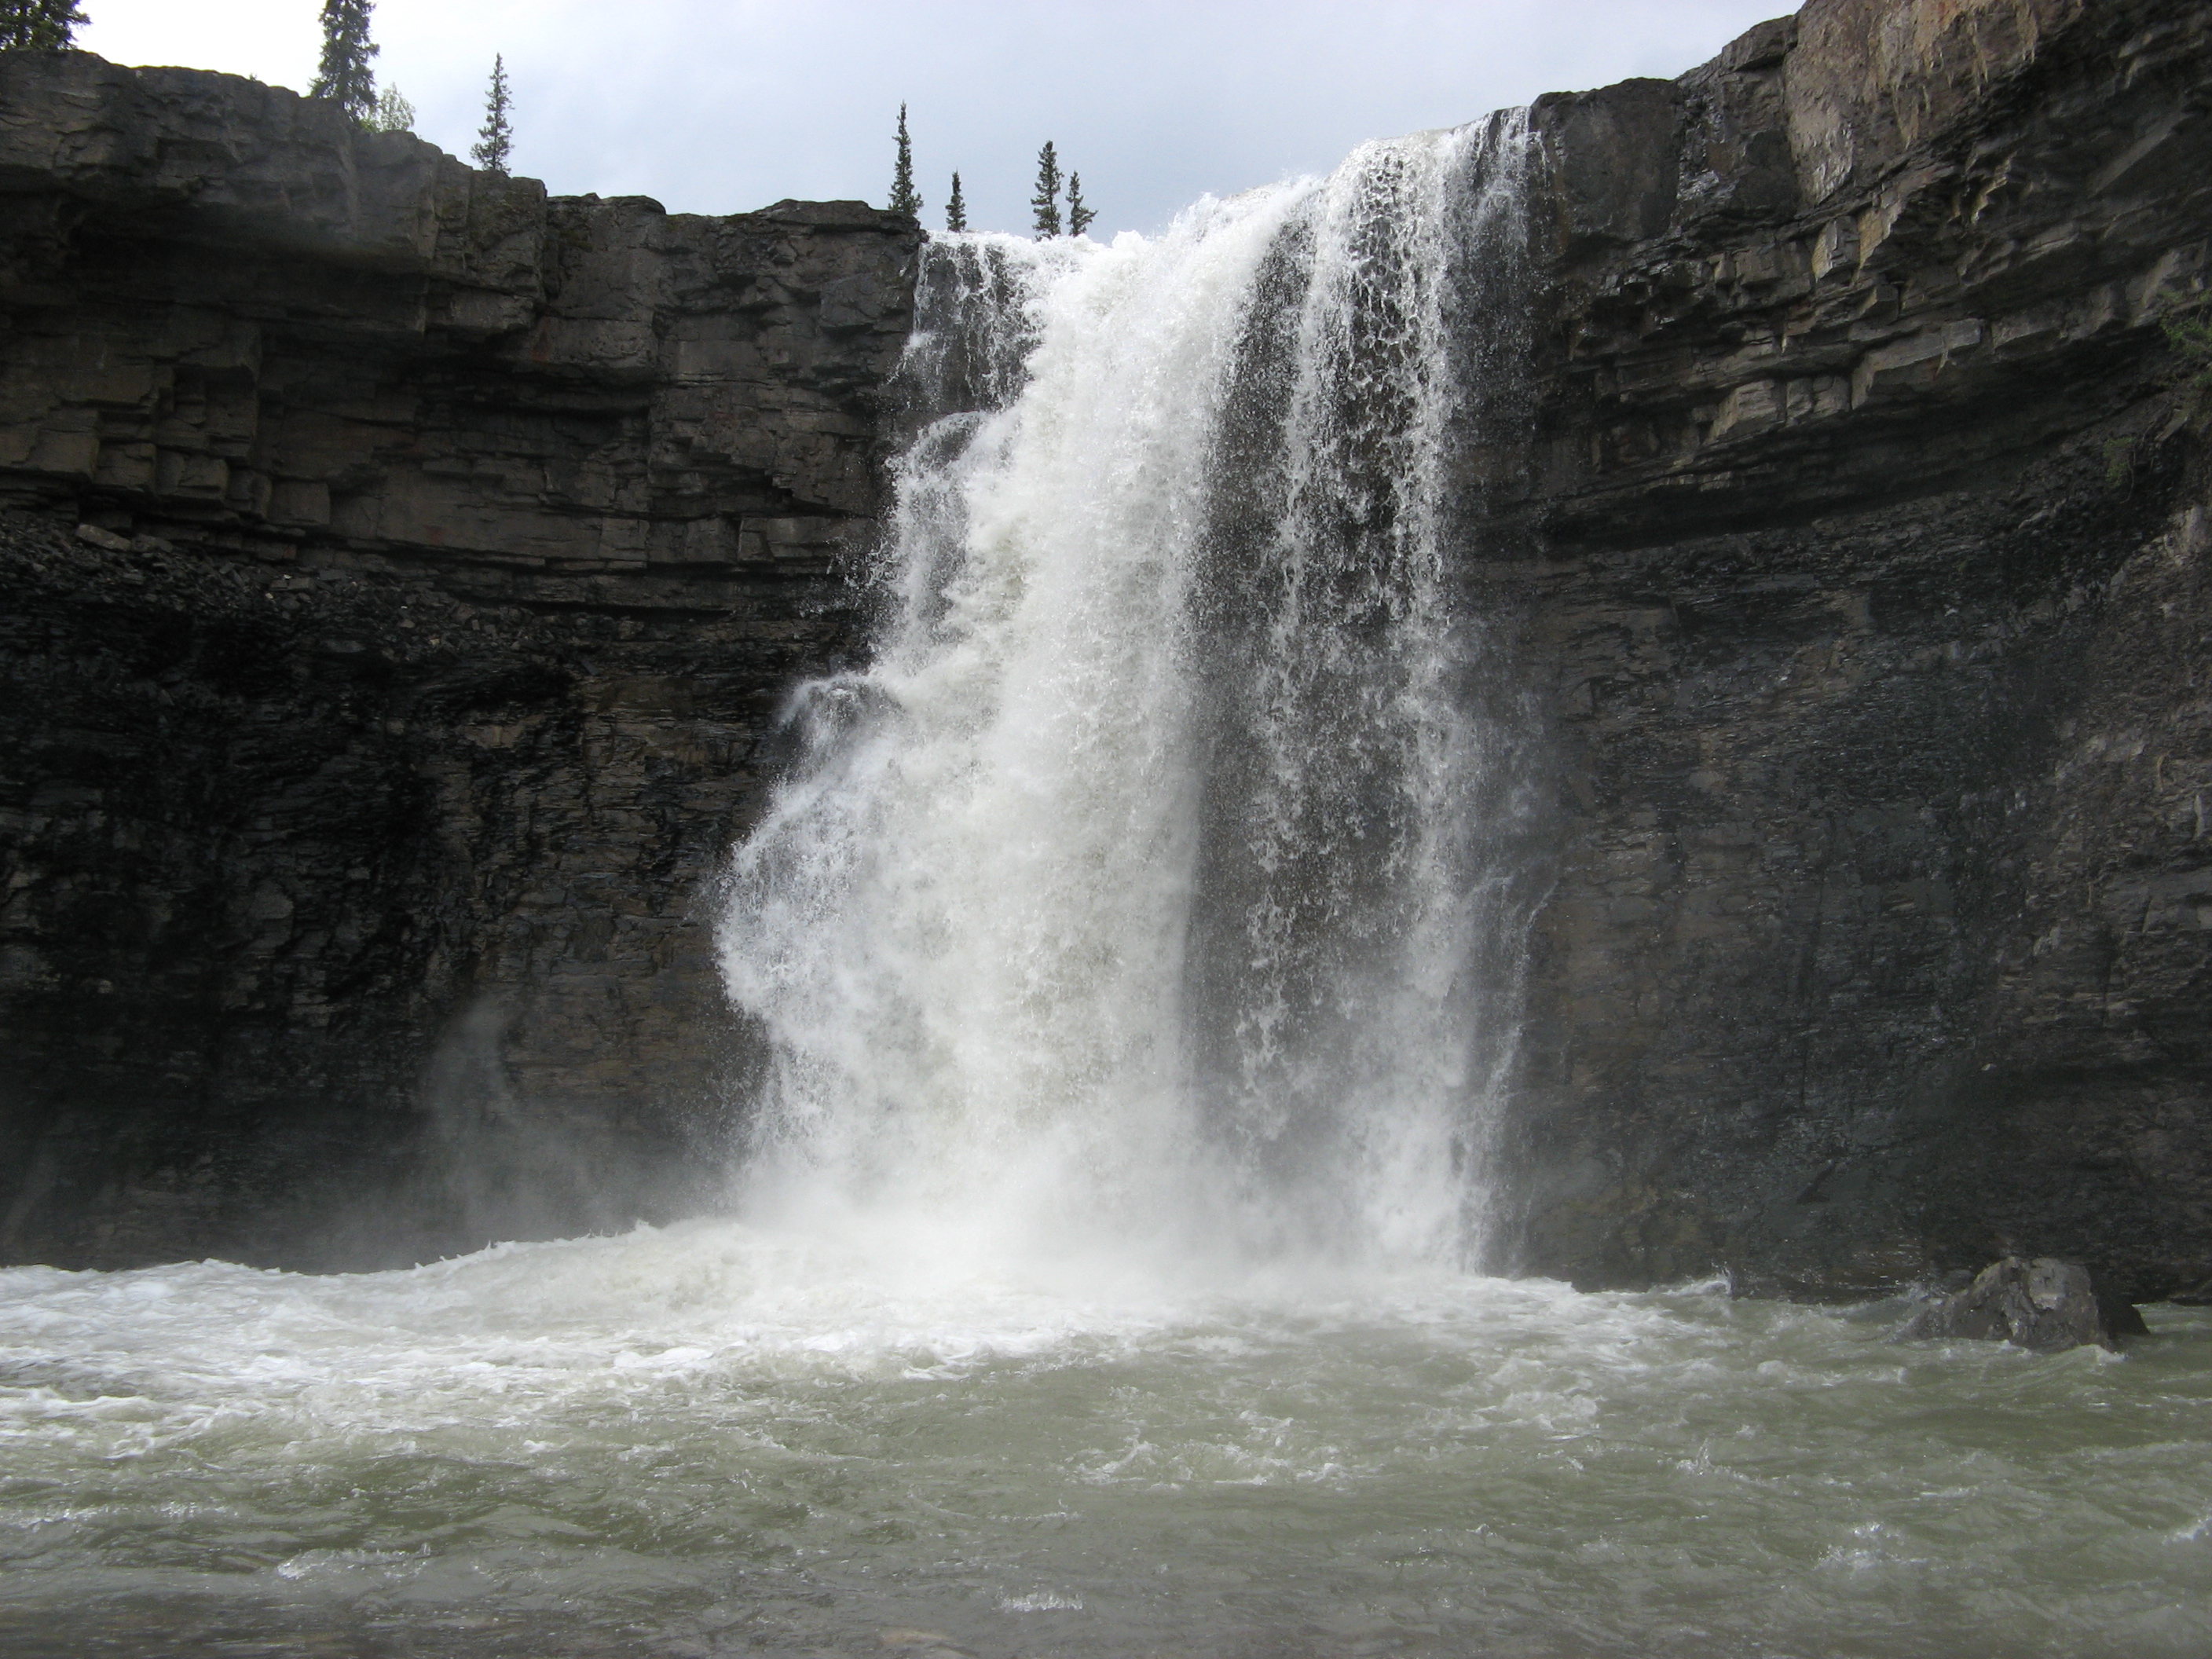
[1900,1258,2144,1353]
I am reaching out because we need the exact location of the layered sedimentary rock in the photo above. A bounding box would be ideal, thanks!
[1498,0,2212,1299]
[0,52,915,1265]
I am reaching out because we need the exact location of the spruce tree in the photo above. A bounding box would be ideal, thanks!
[370,83,415,134]
[1067,172,1094,238]
[471,55,513,175]
[944,171,967,233]
[0,0,87,50]
[309,0,379,124]
[888,103,921,218]
[1030,140,1062,238]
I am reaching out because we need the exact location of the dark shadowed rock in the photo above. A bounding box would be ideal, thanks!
[0,52,917,1269]
[1495,0,2212,1306]
[1900,1256,2142,1351]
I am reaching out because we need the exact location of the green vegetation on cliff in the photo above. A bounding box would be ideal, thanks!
[471,53,512,174]
[1031,140,1061,236]
[0,0,85,50]
[370,82,414,134]
[309,0,377,123]
[888,102,920,218]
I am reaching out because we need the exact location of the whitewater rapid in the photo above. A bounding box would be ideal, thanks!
[5,1222,2208,1657]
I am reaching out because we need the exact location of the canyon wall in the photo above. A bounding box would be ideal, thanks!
[0,52,915,1265]
[1,0,2207,1298]
[1499,0,2212,1299]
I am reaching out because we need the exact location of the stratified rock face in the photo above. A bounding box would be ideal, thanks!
[0,53,917,1267]
[1494,0,2212,1301]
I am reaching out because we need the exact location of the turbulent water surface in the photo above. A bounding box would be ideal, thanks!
[6,126,2211,1658]
[2,1236,2210,1657]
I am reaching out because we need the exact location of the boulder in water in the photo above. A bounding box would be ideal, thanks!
[1899,1258,2143,1353]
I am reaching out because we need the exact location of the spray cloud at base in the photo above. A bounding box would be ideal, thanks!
[717,117,1549,1280]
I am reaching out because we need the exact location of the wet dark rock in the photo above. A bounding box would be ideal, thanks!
[1495,0,2212,1306]
[1900,1256,2142,1352]
[0,52,916,1269]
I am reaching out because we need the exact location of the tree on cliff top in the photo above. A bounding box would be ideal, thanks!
[1067,172,1094,238]
[945,171,968,233]
[471,55,513,175]
[0,0,87,50]
[1031,141,1062,237]
[888,103,921,218]
[370,83,415,134]
[309,0,379,123]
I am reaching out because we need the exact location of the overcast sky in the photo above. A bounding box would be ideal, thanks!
[81,2,1793,235]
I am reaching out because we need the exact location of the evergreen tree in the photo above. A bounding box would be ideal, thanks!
[309,0,379,124]
[370,83,415,134]
[1030,140,1062,238]
[1067,171,1094,238]
[888,102,921,218]
[944,171,967,233]
[0,0,87,50]
[471,55,513,174]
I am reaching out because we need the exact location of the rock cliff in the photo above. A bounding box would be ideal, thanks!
[1499,0,2212,1300]
[0,51,915,1265]
[2,0,2207,1300]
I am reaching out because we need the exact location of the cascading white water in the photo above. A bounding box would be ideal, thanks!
[718,115,1542,1273]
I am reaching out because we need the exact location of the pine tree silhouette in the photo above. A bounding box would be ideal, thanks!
[309,0,379,124]
[888,104,922,218]
[1031,141,1062,237]
[471,56,513,175]
[945,171,968,233]
[0,0,87,49]
[1067,172,1095,238]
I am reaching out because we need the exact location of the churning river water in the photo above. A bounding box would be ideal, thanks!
[6,123,2210,1657]
[2,1231,2209,1657]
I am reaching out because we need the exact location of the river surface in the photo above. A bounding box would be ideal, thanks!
[3,1226,2208,1657]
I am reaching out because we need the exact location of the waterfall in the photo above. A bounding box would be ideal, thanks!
[717,114,1541,1276]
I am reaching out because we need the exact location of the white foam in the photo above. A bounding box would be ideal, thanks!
[719,116,1540,1286]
